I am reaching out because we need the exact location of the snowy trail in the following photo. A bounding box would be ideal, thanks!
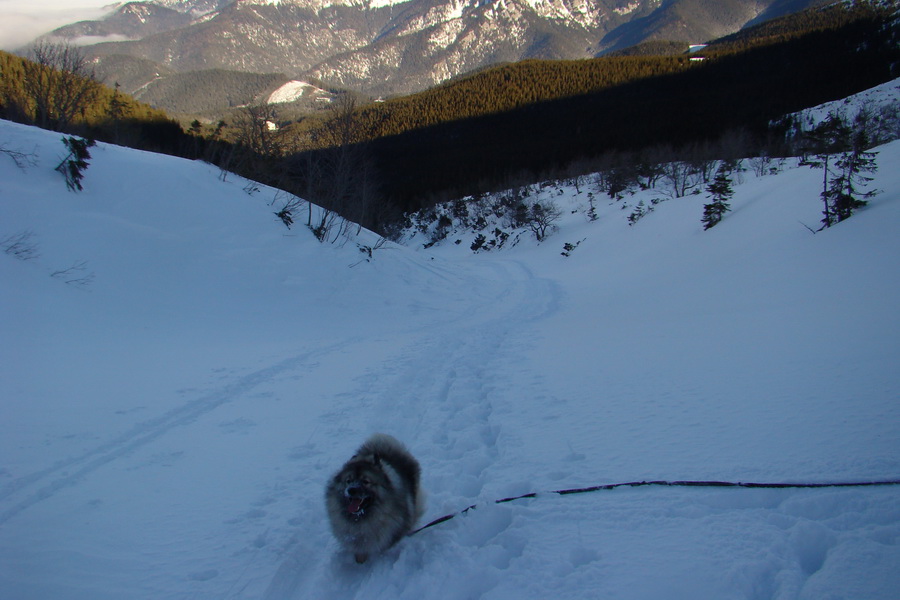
[1,241,562,600]
[0,341,352,526]
[256,257,563,599]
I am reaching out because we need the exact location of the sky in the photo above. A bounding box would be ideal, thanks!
[0,0,112,51]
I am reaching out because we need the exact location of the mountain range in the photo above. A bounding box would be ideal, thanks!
[35,0,830,110]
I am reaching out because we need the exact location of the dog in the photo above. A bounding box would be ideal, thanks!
[325,433,425,563]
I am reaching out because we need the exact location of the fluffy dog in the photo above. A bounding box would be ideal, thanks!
[325,433,424,563]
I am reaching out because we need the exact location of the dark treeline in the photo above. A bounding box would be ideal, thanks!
[608,41,692,57]
[702,0,891,56]
[346,56,697,140]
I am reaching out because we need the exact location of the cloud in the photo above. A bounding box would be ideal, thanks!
[0,2,112,51]
[70,34,135,47]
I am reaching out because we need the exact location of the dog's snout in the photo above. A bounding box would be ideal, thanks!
[345,484,365,498]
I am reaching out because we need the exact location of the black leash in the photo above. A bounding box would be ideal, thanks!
[409,478,900,536]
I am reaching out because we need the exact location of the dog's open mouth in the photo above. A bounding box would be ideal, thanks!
[345,484,372,517]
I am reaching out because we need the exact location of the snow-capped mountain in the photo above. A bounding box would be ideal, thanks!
[46,3,195,45]
[39,0,828,97]
[139,0,230,14]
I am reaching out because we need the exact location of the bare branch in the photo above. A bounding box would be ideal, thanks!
[50,260,95,288]
[1,230,41,261]
[0,144,38,170]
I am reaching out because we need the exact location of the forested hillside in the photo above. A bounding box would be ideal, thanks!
[0,49,187,151]
[290,0,898,215]
[299,0,896,150]
[131,69,286,115]
[336,56,697,142]
[702,0,893,54]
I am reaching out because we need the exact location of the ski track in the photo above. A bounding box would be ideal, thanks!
[1,252,560,598]
[256,258,562,599]
[0,341,353,527]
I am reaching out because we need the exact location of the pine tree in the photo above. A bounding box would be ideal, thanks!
[830,114,878,223]
[107,82,129,143]
[55,136,96,191]
[804,114,851,229]
[810,111,879,228]
[701,165,734,230]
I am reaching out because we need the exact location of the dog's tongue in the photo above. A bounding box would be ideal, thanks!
[348,496,365,514]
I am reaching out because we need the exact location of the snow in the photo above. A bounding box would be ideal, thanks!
[1,94,899,600]
[246,0,414,8]
[784,77,900,138]
[267,80,329,104]
[367,0,414,7]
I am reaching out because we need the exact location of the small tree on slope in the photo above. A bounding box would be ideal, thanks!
[55,136,96,192]
[826,113,879,226]
[803,114,851,228]
[701,165,734,230]
[527,201,563,241]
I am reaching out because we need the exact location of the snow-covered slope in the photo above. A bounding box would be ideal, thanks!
[782,77,900,143]
[1,113,898,599]
[267,80,332,103]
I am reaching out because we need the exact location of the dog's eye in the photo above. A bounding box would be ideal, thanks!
[361,478,371,486]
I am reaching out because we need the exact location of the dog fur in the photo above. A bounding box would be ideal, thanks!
[325,433,424,563]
